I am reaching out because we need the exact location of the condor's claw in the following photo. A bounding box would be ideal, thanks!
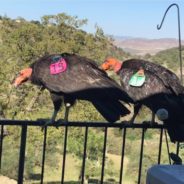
[55,119,68,128]
[37,118,56,131]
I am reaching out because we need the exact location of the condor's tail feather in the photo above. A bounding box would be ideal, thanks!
[92,100,130,122]
[166,123,184,143]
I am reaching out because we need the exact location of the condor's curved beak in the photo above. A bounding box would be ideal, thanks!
[13,68,32,87]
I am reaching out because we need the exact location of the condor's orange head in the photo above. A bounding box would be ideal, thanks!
[13,68,32,87]
[101,57,122,73]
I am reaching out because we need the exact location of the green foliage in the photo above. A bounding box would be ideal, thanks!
[1,126,21,179]
[150,46,184,73]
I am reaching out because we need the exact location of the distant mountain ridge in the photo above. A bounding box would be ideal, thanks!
[112,37,184,56]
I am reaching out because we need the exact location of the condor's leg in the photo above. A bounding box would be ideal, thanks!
[63,103,71,122]
[62,96,75,122]
[56,96,75,125]
[151,112,156,125]
[42,92,63,127]
[129,103,142,124]
[55,103,71,127]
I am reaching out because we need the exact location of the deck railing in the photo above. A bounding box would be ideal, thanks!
[0,120,180,184]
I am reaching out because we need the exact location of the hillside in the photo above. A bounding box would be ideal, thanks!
[113,37,184,56]
[150,46,184,76]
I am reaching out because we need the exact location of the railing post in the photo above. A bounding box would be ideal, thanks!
[119,128,126,184]
[61,126,68,184]
[81,126,88,184]
[158,129,163,164]
[137,128,145,184]
[164,130,171,164]
[100,127,108,184]
[41,127,47,184]
[18,125,27,184]
[0,125,4,171]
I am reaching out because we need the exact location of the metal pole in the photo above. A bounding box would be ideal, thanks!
[157,3,182,83]
[158,129,163,164]
[157,3,182,156]
[119,128,126,184]
[137,128,145,184]
[18,125,27,184]
[0,125,4,171]
[61,126,68,184]
[40,127,47,184]
[81,127,88,184]
[164,130,171,164]
[101,127,108,184]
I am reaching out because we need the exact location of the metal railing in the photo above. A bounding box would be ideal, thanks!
[0,120,179,184]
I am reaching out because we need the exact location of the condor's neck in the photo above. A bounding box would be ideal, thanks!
[30,67,42,86]
[113,61,122,73]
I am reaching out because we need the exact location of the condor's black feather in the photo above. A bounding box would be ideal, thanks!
[120,59,183,97]
[30,53,133,122]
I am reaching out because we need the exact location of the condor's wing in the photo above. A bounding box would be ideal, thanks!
[31,54,133,103]
[122,59,184,96]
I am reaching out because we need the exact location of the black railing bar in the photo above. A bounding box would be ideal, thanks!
[137,128,145,184]
[61,126,68,184]
[164,130,171,164]
[0,125,4,171]
[119,128,127,184]
[81,126,88,184]
[0,120,166,129]
[101,127,108,184]
[18,125,27,184]
[40,127,47,184]
[176,142,180,156]
[158,128,163,164]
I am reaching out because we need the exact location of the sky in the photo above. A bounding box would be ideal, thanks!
[0,0,184,39]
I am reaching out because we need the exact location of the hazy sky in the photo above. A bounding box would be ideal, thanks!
[0,0,183,39]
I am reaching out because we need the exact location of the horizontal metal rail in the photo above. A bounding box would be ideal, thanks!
[0,119,166,128]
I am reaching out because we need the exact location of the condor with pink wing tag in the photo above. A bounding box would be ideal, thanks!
[50,58,67,75]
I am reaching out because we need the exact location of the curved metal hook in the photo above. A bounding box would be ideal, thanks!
[157,3,179,30]
[157,3,182,85]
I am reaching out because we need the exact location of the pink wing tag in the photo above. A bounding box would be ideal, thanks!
[50,58,67,75]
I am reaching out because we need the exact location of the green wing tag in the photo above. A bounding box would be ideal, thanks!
[129,70,146,87]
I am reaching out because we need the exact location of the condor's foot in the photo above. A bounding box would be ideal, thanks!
[55,119,68,128]
[37,119,57,131]
[142,121,158,126]
[121,120,133,125]
[119,120,133,130]
[128,119,135,125]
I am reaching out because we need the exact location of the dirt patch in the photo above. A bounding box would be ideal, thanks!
[0,175,17,184]
[107,153,129,173]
